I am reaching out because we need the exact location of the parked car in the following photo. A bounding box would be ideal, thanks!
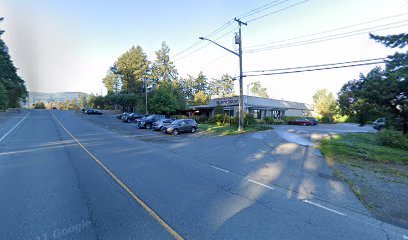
[287,118,313,126]
[86,109,102,115]
[152,118,175,131]
[123,113,144,123]
[116,112,128,119]
[81,108,88,113]
[163,119,197,135]
[137,114,166,129]
[373,118,386,130]
[304,117,319,125]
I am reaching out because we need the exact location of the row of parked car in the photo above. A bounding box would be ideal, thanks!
[116,112,198,135]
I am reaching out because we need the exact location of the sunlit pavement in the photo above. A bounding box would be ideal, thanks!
[0,110,407,239]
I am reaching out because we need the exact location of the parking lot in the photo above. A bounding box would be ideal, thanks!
[77,110,203,143]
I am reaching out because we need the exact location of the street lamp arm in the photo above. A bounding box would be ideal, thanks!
[199,37,239,57]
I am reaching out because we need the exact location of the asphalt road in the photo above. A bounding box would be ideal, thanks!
[1,110,407,239]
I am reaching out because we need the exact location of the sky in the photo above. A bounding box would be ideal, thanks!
[0,0,407,104]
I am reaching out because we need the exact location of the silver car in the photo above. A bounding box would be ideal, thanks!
[152,118,174,131]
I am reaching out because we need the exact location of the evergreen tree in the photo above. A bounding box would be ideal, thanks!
[151,42,178,87]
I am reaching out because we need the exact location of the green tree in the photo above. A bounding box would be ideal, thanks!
[0,38,27,108]
[0,81,8,110]
[150,83,179,114]
[102,71,121,94]
[249,81,268,98]
[34,101,46,109]
[151,42,178,87]
[338,67,397,126]
[194,90,209,105]
[313,89,338,123]
[210,73,234,98]
[115,45,150,94]
[370,33,408,135]
[194,71,209,94]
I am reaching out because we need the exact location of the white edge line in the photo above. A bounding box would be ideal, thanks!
[403,234,408,239]
[0,112,30,143]
[303,199,346,216]
[211,165,230,173]
[248,179,275,190]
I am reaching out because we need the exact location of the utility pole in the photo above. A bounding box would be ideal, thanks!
[234,18,247,132]
[144,78,148,114]
[199,18,247,131]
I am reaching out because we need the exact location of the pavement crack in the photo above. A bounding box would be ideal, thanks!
[380,222,390,240]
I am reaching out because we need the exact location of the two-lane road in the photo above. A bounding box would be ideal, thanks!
[1,110,407,239]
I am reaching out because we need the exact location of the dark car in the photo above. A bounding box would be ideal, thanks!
[86,109,102,115]
[163,119,197,135]
[123,113,144,123]
[304,117,319,125]
[137,114,166,129]
[116,112,128,119]
[287,118,313,126]
[373,118,386,130]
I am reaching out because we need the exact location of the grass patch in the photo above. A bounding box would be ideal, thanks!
[320,133,408,165]
[198,123,272,136]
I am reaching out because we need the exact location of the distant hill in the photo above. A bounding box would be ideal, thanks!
[29,92,88,104]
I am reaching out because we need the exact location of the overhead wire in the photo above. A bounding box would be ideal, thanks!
[244,20,408,53]
[243,60,385,77]
[238,0,290,19]
[246,0,309,23]
[173,26,238,63]
[244,57,386,73]
[245,12,408,49]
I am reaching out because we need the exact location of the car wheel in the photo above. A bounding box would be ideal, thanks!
[303,123,307,126]
[146,124,152,129]
[159,126,163,131]
[191,127,196,133]
[172,129,179,135]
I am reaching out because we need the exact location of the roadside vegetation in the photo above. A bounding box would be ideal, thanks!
[320,131,408,166]
[320,130,408,227]
[0,28,28,111]
[199,123,271,136]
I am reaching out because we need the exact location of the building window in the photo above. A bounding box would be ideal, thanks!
[253,109,261,119]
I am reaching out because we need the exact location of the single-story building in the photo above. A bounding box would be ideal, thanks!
[188,95,313,119]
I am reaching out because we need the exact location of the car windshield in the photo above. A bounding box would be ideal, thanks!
[171,120,183,125]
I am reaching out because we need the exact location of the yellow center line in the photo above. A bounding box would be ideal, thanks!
[49,111,184,240]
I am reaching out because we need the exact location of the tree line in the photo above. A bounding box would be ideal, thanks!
[99,42,268,114]
[0,37,27,110]
[312,32,407,135]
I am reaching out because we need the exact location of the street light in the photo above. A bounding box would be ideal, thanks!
[199,27,245,131]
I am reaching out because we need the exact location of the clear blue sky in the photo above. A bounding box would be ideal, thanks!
[1,0,407,103]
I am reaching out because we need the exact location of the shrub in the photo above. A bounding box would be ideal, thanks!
[171,114,188,119]
[244,113,255,127]
[194,115,208,123]
[214,105,224,115]
[376,129,408,150]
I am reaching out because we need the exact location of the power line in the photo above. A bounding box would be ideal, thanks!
[245,12,408,50]
[238,0,290,19]
[244,57,386,73]
[243,61,385,77]
[247,0,309,23]
[171,0,303,61]
[173,26,238,63]
[171,21,233,59]
[244,20,408,53]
